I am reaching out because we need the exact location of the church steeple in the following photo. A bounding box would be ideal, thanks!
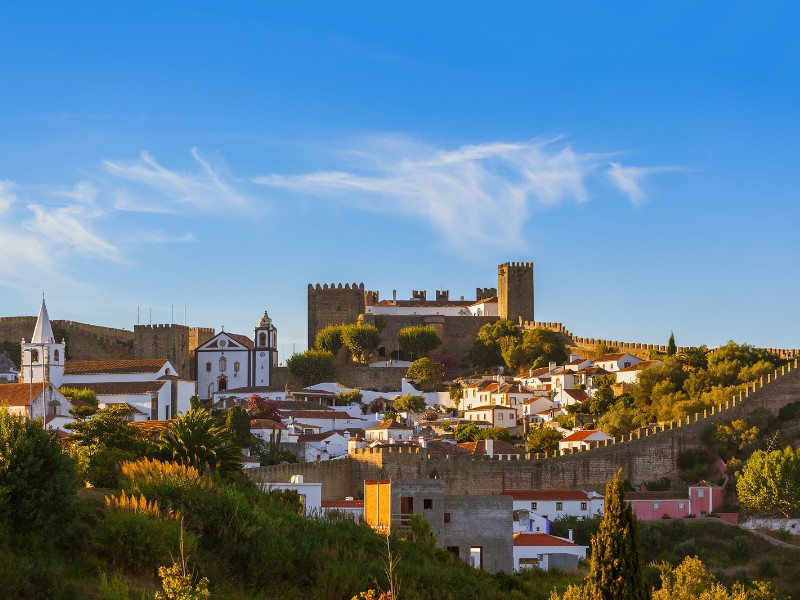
[21,297,65,387]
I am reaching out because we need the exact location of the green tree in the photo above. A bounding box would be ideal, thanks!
[69,404,98,421]
[584,469,649,600]
[677,346,709,371]
[393,393,426,413]
[68,404,149,457]
[589,374,617,415]
[286,349,335,386]
[667,332,677,357]
[0,409,78,537]
[708,419,759,461]
[479,426,512,442]
[315,325,345,354]
[469,319,522,368]
[597,402,638,438]
[737,446,800,517]
[59,386,98,405]
[226,406,251,447]
[336,388,363,405]
[341,324,382,364]
[158,408,242,476]
[397,325,441,359]
[527,426,563,453]
[406,357,444,390]
[652,555,778,600]
[453,422,481,442]
[591,342,619,360]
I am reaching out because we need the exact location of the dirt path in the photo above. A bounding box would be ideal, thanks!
[705,517,800,550]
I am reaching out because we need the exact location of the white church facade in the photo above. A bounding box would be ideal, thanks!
[196,311,278,401]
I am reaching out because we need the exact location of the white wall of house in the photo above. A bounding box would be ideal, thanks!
[63,361,174,384]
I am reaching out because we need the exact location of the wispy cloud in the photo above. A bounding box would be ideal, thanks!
[104,148,250,213]
[607,162,684,207]
[254,135,668,249]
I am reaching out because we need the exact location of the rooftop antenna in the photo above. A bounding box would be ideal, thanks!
[171,305,174,324]
[184,306,187,326]
[149,308,152,326]
[137,305,140,325]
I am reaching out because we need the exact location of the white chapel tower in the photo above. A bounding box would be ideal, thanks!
[20,298,65,387]
[252,310,277,387]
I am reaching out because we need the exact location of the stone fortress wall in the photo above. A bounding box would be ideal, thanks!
[250,359,800,500]
[134,324,215,379]
[0,316,135,361]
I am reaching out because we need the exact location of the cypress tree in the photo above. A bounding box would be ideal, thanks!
[667,332,677,356]
[584,469,650,600]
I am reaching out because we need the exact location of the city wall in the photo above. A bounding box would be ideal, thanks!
[251,360,800,499]
[0,317,134,361]
[272,365,409,393]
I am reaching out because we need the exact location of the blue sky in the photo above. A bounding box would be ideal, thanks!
[2,2,799,356]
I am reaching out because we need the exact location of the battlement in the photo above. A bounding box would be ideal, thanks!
[475,287,497,301]
[309,282,366,291]
[411,290,427,301]
[499,261,534,269]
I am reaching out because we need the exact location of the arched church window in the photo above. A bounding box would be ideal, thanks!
[234,361,240,373]
[31,349,39,363]
[218,376,228,392]
[206,362,212,373]
[219,356,227,372]
[259,332,267,347]
[54,349,59,363]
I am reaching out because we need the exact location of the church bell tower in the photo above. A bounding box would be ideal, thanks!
[20,298,66,388]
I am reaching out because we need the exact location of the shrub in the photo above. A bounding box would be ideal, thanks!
[758,557,777,578]
[728,535,751,563]
[98,570,132,600]
[87,447,138,488]
[121,458,210,508]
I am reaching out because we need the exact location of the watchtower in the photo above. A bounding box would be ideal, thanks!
[497,262,534,323]
[307,283,367,348]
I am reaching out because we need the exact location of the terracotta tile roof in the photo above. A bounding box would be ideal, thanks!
[64,359,168,375]
[375,299,473,308]
[528,367,551,377]
[283,410,356,420]
[423,440,472,455]
[66,381,167,395]
[297,431,342,443]
[594,353,630,362]
[513,533,579,547]
[129,419,170,435]
[457,439,524,455]
[562,389,589,401]
[367,418,413,431]
[501,489,593,501]
[617,360,658,373]
[322,499,364,509]
[574,366,611,375]
[250,418,286,430]
[463,404,516,412]
[0,382,55,406]
[560,429,606,443]
[626,491,686,501]
[228,333,254,349]
[468,296,497,306]
[100,402,148,415]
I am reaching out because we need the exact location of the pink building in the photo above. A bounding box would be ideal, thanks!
[627,481,724,520]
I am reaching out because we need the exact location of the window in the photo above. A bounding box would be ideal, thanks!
[165,405,171,419]
[31,349,39,363]
[624,362,631,368]
[444,512,451,523]
[531,502,537,511]
[219,356,227,372]
[53,349,59,363]
[581,502,587,511]
[205,362,212,373]
[259,332,267,346]
[424,498,433,510]
[234,361,240,373]
[696,489,705,498]
[653,502,660,509]
[446,546,459,556]
[218,376,227,392]
[556,502,563,511]
[469,547,483,569]
[678,502,685,510]
[498,413,503,420]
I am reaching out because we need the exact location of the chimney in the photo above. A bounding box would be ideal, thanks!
[548,361,557,372]
[393,289,397,302]
[569,354,580,362]
[290,474,304,484]
[568,529,573,542]
[485,438,494,457]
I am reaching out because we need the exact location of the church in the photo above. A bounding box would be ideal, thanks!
[195,311,278,401]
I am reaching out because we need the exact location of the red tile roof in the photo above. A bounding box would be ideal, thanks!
[594,353,630,362]
[129,419,170,435]
[367,418,413,431]
[0,382,55,406]
[250,418,286,430]
[501,489,594,501]
[457,439,524,455]
[64,359,168,375]
[322,499,364,509]
[283,410,356,420]
[562,389,589,401]
[560,429,607,442]
[617,360,658,373]
[297,431,342,443]
[228,333,254,349]
[463,404,517,412]
[513,533,579,547]
[66,381,167,395]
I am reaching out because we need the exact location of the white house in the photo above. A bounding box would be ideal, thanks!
[0,353,19,383]
[501,489,605,521]
[490,383,538,418]
[0,382,73,426]
[615,360,662,385]
[365,418,414,442]
[262,475,322,516]
[592,353,641,373]
[521,397,556,419]
[463,404,518,427]
[558,429,613,452]
[321,498,365,520]
[281,410,367,433]
[512,533,587,571]
[63,359,195,420]
[554,388,589,408]
[297,430,350,461]
[196,311,278,401]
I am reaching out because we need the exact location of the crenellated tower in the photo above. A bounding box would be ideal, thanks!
[497,261,534,323]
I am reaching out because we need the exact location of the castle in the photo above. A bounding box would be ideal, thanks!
[307,262,535,359]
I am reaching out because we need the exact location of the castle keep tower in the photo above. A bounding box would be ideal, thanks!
[497,262,534,323]
[307,283,367,348]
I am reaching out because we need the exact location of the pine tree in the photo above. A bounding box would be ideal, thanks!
[584,469,650,600]
[667,332,677,357]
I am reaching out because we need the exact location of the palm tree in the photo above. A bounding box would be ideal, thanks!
[158,408,241,475]
[677,346,710,370]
